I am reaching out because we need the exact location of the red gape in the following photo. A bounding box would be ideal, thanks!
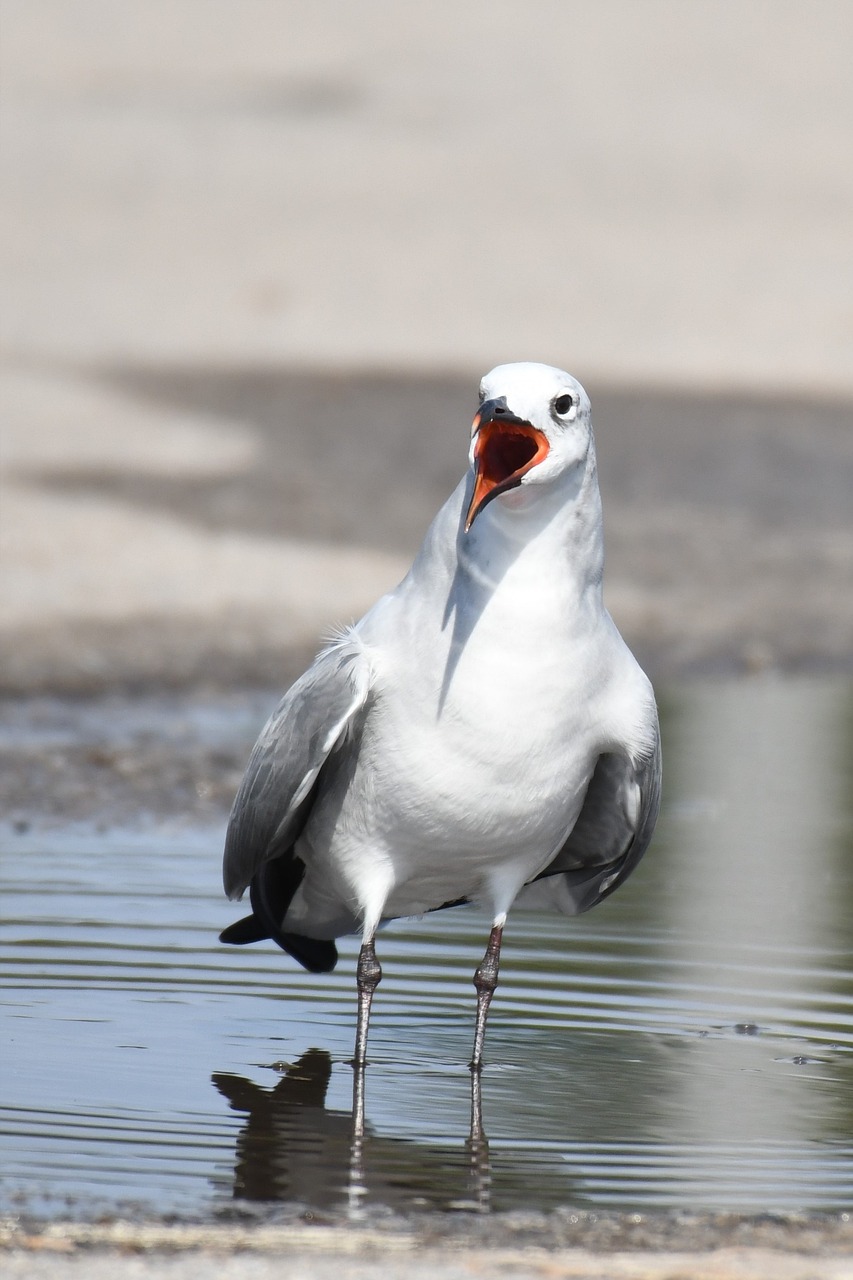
[466,418,549,529]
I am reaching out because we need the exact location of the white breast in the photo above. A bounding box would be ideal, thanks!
[297,559,618,929]
[284,476,650,938]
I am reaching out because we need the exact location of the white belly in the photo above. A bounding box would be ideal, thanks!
[287,616,608,935]
[272,455,658,942]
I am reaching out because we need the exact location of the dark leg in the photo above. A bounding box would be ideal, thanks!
[469,1058,486,1145]
[469,922,503,1071]
[467,1065,492,1211]
[351,1058,368,1150]
[353,933,382,1069]
[351,934,381,1144]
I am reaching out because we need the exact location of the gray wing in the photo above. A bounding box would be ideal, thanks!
[515,729,661,917]
[223,642,371,900]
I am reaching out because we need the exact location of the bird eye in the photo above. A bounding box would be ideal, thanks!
[553,393,576,418]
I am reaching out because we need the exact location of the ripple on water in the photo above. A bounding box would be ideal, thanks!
[1,678,852,1218]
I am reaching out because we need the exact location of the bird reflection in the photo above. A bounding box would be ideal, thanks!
[212,1050,492,1213]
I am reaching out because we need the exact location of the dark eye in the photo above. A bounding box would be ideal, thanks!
[553,393,575,417]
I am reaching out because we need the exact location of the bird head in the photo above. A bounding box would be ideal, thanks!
[465,363,593,531]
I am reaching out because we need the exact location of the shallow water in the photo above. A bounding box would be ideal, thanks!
[1,678,852,1220]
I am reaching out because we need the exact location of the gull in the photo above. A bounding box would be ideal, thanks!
[220,361,661,1101]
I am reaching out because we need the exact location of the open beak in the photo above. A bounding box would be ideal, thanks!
[465,400,549,530]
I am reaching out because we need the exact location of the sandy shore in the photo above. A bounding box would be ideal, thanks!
[2,1216,852,1280]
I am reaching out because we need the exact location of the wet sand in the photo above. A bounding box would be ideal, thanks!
[3,1216,853,1280]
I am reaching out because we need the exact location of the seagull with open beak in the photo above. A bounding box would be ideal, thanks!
[220,361,661,1129]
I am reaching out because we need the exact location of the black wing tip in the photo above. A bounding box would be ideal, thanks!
[280,934,339,974]
[218,913,338,975]
[219,914,270,945]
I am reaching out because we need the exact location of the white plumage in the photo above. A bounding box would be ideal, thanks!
[221,362,660,1075]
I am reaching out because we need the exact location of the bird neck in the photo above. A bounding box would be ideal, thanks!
[461,451,606,608]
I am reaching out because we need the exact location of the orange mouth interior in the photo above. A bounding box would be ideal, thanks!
[466,420,549,529]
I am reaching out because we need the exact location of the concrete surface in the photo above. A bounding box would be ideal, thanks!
[2,1,852,694]
[2,1,852,392]
[2,365,851,692]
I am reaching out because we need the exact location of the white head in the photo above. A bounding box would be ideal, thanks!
[465,362,594,530]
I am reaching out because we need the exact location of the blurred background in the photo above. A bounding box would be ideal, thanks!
[1,0,852,690]
[2,3,853,1233]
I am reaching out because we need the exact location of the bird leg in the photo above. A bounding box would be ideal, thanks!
[351,1059,369,1155]
[353,934,382,1069]
[466,1065,492,1211]
[469,1058,486,1145]
[351,934,381,1143]
[469,922,503,1071]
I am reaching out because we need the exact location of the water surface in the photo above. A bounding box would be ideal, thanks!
[1,678,851,1220]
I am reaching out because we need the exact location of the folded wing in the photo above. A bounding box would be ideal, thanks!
[515,730,661,916]
[220,641,372,972]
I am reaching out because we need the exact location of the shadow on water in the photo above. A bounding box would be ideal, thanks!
[1,678,852,1220]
